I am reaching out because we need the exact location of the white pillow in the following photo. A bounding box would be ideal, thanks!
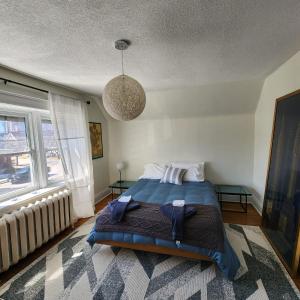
[171,162,205,182]
[160,166,186,185]
[139,163,167,180]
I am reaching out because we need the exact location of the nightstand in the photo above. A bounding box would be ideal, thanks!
[109,181,137,199]
[215,184,252,213]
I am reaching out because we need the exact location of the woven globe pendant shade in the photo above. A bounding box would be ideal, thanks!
[103,74,146,121]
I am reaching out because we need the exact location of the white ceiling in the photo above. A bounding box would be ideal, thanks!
[0,0,300,95]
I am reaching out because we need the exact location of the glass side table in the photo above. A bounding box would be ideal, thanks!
[215,184,252,213]
[109,180,137,200]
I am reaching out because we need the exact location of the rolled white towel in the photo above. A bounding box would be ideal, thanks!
[118,195,131,203]
[172,200,185,207]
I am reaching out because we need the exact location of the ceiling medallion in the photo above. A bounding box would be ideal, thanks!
[103,40,146,121]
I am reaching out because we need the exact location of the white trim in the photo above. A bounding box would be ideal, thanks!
[94,187,111,204]
[0,110,36,202]
[32,113,48,187]
[251,196,263,215]
[0,89,48,110]
[0,104,64,203]
[0,186,35,203]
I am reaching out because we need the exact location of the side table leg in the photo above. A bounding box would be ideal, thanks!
[240,194,248,213]
[239,194,244,213]
[220,193,223,210]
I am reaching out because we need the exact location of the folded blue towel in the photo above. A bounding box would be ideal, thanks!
[108,199,140,223]
[160,204,197,241]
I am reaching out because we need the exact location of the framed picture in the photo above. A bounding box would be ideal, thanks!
[89,122,103,159]
[262,90,300,274]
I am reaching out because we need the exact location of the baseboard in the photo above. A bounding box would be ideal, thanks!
[219,198,263,215]
[250,197,263,216]
[94,188,111,204]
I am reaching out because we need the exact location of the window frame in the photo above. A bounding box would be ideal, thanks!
[0,105,64,202]
[40,116,64,186]
[0,109,36,201]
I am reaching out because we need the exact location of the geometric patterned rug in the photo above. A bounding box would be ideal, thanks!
[0,219,299,300]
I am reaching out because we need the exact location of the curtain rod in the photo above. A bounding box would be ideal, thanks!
[0,77,90,104]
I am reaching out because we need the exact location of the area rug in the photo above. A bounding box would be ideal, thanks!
[0,220,299,300]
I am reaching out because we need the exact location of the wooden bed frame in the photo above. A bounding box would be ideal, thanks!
[96,240,211,261]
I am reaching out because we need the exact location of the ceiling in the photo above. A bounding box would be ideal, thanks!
[0,0,300,95]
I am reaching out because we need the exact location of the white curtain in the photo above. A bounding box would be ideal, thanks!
[49,92,94,219]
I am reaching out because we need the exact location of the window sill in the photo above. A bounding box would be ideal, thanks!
[0,184,66,216]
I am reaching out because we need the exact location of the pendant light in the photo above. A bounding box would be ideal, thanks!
[103,40,146,121]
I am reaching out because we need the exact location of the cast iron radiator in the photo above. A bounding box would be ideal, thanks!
[0,189,73,272]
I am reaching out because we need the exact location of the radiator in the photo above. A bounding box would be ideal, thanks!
[0,189,73,273]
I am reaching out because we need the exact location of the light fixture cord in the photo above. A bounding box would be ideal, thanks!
[121,49,124,75]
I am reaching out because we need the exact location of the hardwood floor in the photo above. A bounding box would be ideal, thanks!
[222,202,261,226]
[0,194,298,291]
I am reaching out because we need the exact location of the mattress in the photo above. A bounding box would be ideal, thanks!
[87,179,240,280]
[119,179,219,206]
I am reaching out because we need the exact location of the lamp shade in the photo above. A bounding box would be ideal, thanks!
[116,161,125,171]
[103,75,146,121]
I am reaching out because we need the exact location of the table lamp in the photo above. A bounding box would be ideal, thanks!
[116,161,125,183]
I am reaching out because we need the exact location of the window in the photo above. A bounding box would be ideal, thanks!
[0,115,34,197]
[41,119,64,184]
[0,107,64,201]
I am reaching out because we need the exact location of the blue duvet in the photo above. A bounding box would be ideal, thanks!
[87,179,240,280]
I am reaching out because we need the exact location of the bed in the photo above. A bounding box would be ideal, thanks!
[87,179,240,280]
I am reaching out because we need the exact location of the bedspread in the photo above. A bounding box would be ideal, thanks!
[87,179,240,280]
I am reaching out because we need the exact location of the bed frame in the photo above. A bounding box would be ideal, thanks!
[96,240,211,261]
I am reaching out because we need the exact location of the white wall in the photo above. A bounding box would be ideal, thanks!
[108,80,263,192]
[253,50,300,211]
[0,66,110,202]
[0,66,82,99]
[136,80,262,120]
[87,99,110,201]
[109,114,255,187]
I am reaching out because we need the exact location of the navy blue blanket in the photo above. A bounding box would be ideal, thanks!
[121,179,219,206]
